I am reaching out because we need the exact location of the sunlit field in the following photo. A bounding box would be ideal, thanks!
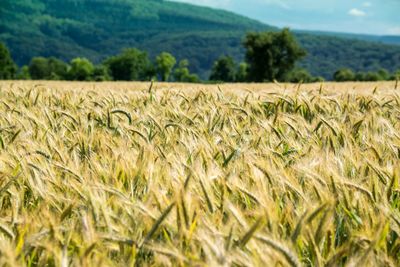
[0,81,400,266]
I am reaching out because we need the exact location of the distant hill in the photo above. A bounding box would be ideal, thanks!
[296,30,400,46]
[1,0,400,79]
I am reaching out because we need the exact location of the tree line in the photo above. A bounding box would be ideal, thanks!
[1,29,399,83]
[0,45,200,83]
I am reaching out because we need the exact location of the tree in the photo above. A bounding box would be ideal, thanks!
[313,76,325,82]
[156,52,176,82]
[68,57,94,81]
[236,62,248,82]
[377,69,389,81]
[209,56,236,82]
[355,72,366,81]
[243,28,306,82]
[392,70,400,81]
[29,57,68,80]
[92,65,110,81]
[0,42,17,79]
[47,57,68,80]
[16,65,30,80]
[286,68,314,83]
[173,59,200,83]
[105,48,153,81]
[29,57,49,80]
[364,72,381,82]
[333,68,355,82]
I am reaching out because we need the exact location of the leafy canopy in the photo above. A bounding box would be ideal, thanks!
[244,29,307,82]
[28,57,68,80]
[0,43,17,79]
[156,52,176,82]
[105,48,154,81]
[173,60,200,83]
[68,57,94,81]
[209,56,237,82]
[333,68,356,82]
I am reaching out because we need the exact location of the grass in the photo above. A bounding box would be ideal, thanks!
[0,80,399,266]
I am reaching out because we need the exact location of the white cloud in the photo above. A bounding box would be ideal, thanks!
[348,8,366,17]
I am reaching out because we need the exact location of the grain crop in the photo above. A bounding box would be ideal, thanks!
[0,81,399,266]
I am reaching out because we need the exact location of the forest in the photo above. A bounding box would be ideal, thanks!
[1,31,399,83]
[1,0,400,80]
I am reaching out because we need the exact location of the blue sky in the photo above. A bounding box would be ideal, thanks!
[173,0,400,35]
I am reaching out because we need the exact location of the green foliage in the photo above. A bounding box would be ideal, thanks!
[333,68,356,82]
[68,57,94,81]
[16,65,30,80]
[92,65,110,81]
[377,69,390,81]
[156,52,176,82]
[29,57,48,80]
[337,68,397,82]
[209,56,236,82]
[300,30,400,46]
[364,72,381,82]
[236,62,248,82]
[0,0,267,80]
[173,60,200,83]
[244,29,307,82]
[28,57,68,80]
[2,0,400,80]
[286,68,322,83]
[298,34,400,79]
[4,39,398,83]
[11,46,200,82]
[0,43,17,79]
[355,72,367,81]
[105,48,154,81]
[392,70,400,80]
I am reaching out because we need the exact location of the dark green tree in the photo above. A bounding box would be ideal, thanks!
[29,57,49,80]
[156,52,176,82]
[209,56,236,82]
[173,59,200,83]
[392,70,400,80]
[377,69,389,81]
[243,28,306,82]
[355,72,366,81]
[92,65,110,81]
[333,68,355,82]
[364,71,381,81]
[68,57,94,81]
[16,65,30,80]
[286,68,314,83]
[0,42,17,79]
[313,76,325,82]
[29,57,68,80]
[236,62,248,82]
[105,48,154,81]
[47,57,68,80]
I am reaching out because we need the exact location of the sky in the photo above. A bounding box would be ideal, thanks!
[173,0,400,35]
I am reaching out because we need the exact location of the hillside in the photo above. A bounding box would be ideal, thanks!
[297,30,400,46]
[1,0,400,79]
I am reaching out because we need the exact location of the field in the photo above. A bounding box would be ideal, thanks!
[0,81,400,266]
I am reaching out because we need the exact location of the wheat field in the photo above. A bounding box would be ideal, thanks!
[0,81,400,266]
